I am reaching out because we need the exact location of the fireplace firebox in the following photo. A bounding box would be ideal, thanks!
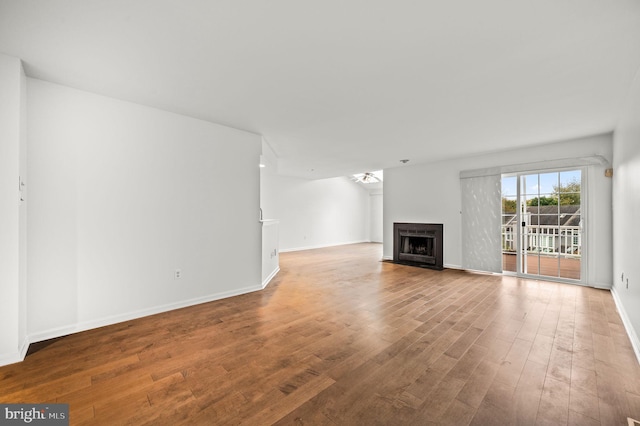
[393,223,443,270]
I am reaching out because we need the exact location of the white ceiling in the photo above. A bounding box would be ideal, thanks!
[1,0,639,179]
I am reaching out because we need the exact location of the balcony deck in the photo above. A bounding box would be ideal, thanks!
[502,252,581,280]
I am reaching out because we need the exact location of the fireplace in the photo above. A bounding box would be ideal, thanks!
[393,223,443,270]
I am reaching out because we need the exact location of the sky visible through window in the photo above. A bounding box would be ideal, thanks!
[502,170,580,196]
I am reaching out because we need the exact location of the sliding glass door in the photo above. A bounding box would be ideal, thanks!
[501,169,583,281]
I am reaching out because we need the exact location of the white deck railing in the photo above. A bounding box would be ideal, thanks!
[502,225,581,257]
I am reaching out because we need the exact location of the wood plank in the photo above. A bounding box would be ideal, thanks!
[455,359,501,409]
[536,376,570,424]
[0,243,638,425]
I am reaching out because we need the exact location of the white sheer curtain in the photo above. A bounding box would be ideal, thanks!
[460,174,502,273]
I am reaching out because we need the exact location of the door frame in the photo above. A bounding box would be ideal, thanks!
[502,166,587,285]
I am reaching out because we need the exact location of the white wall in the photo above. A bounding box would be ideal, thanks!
[0,53,27,365]
[384,134,613,288]
[612,70,640,360]
[26,79,262,342]
[261,170,371,251]
[370,192,383,243]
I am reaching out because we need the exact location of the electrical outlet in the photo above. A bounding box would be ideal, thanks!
[622,272,625,282]
[627,278,629,289]
[174,269,181,279]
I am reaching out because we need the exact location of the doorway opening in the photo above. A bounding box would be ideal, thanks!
[501,169,583,281]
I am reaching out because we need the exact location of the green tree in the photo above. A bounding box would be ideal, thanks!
[502,178,580,211]
[555,180,580,205]
[502,198,516,213]
[527,196,557,206]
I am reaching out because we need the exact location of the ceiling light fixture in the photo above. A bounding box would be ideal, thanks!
[400,159,409,164]
[361,172,377,183]
[352,170,383,183]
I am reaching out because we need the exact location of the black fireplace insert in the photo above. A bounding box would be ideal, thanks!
[393,223,443,270]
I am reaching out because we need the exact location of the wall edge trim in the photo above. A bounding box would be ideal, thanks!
[262,267,280,289]
[611,285,640,365]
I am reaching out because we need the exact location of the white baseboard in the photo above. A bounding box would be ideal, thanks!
[444,263,463,270]
[262,267,280,289]
[611,285,640,365]
[280,240,369,253]
[27,283,266,346]
[0,350,23,367]
[26,324,83,349]
[0,337,32,367]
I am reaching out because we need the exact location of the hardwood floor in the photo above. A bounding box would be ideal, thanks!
[2,243,640,425]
